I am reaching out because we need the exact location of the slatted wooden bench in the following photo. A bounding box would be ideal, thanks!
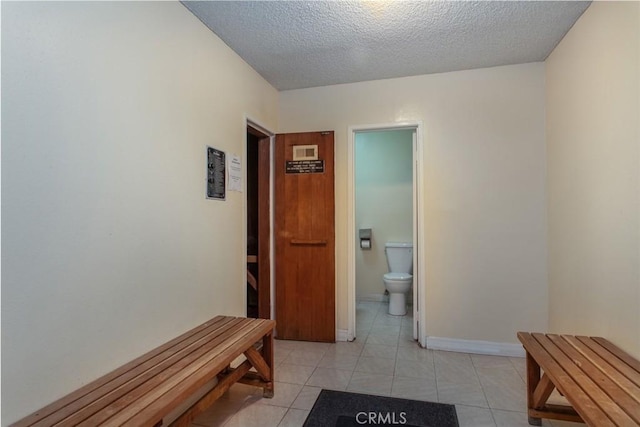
[517,332,640,426]
[12,316,276,427]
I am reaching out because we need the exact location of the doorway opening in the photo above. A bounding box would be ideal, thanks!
[347,123,426,347]
[246,122,273,319]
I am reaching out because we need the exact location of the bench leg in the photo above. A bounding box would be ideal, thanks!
[527,415,542,426]
[263,386,274,398]
[526,352,542,426]
[263,331,274,398]
[171,360,253,427]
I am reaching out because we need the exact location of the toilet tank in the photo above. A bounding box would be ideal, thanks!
[385,242,413,273]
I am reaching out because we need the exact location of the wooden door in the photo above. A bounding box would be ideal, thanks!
[275,131,335,342]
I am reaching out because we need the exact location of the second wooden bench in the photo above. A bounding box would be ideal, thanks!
[518,332,640,426]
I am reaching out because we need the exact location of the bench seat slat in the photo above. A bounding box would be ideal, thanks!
[11,316,275,427]
[13,316,233,427]
[563,336,640,405]
[519,332,640,427]
[547,334,640,424]
[518,332,615,426]
[76,318,269,427]
[116,319,274,427]
[579,337,640,387]
[30,317,242,427]
[592,337,640,373]
[49,317,248,427]
[532,333,635,426]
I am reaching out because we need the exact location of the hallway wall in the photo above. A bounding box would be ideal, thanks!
[279,62,548,346]
[1,2,278,423]
[546,1,640,358]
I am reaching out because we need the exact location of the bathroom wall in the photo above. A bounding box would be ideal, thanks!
[546,1,640,358]
[1,2,278,423]
[355,129,414,300]
[279,62,548,346]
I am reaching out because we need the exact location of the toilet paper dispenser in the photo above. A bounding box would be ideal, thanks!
[359,228,372,250]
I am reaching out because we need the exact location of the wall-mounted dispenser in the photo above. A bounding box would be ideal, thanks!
[359,228,372,250]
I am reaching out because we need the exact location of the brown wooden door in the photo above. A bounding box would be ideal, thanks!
[275,131,335,342]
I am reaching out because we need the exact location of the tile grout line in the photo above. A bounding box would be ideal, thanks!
[469,353,498,426]
[221,302,532,427]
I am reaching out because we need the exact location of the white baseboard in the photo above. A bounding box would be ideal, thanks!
[426,336,525,357]
[337,329,354,342]
[356,293,389,302]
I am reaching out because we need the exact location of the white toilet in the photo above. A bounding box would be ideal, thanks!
[383,242,413,316]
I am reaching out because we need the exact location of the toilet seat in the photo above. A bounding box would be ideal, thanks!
[383,272,412,281]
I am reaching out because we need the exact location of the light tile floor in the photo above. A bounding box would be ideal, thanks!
[191,301,585,427]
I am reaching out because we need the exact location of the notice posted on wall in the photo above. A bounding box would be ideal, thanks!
[207,146,226,200]
[228,154,242,192]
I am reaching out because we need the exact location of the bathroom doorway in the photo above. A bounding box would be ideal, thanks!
[347,123,425,347]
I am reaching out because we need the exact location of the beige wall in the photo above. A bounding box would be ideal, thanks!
[546,2,640,358]
[1,2,278,423]
[279,63,548,344]
[355,130,414,300]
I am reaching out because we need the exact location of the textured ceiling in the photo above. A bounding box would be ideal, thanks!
[183,1,590,91]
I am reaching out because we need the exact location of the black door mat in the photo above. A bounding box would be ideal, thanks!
[303,389,459,427]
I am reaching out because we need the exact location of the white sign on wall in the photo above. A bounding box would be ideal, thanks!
[228,154,242,192]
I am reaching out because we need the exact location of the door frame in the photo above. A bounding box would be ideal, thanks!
[244,116,275,320]
[347,122,427,347]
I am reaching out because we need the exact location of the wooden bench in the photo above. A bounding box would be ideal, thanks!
[12,316,276,427]
[517,332,640,426]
